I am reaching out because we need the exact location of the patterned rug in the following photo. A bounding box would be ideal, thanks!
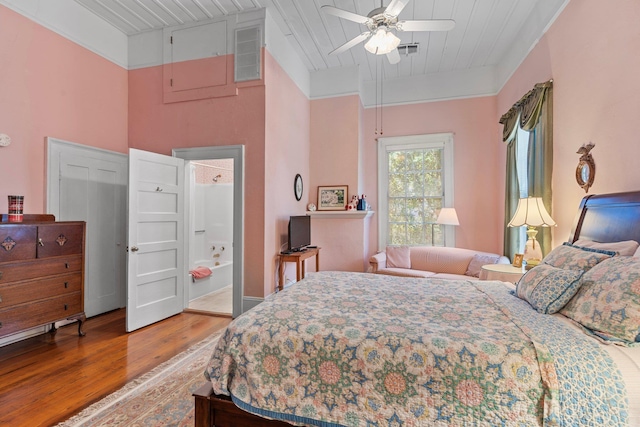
[56,333,221,427]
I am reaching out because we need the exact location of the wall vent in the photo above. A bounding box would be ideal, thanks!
[397,43,419,56]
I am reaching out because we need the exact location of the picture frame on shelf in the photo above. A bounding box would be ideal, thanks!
[317,185,348,211]
[512,253,524,268]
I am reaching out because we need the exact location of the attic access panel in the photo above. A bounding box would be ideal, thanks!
[170,21,227,92]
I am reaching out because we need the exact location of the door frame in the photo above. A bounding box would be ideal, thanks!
[173,145,244,318]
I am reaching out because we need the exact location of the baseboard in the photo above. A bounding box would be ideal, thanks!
[242,296,264,312]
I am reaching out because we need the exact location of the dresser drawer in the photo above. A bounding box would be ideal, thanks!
[0,255,82,284]
[37,223,84,258]
[0,225,37,263]
[0,292,82,336]
[0,273,82,309]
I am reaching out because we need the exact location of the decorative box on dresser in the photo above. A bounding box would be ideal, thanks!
[0,214,86,340]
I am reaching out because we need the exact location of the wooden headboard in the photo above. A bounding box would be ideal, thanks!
[569,191,640,244]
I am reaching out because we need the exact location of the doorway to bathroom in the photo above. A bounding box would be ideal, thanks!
[186,158,234,316]
[173,145,244,319]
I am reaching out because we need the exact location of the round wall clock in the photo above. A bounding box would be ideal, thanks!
[294,174,303,201]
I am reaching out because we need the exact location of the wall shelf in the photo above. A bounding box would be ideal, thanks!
[306,211,374,219]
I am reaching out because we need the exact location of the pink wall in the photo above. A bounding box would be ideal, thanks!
[361,96,503,257]
[0,5,128,214]
[128,55,267,298]
[497,0,640,246]
[264,52,310,293]
[310,96,362,201]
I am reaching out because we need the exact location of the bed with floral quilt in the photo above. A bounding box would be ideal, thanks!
[194,191,640,427]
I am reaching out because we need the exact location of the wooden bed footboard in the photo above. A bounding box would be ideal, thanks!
[193,382,293,427]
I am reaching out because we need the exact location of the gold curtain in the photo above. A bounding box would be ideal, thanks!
[500,80,554,259]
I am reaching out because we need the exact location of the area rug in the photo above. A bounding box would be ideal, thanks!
[56,332,221,427]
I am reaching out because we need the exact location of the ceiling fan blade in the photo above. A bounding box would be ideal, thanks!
[329,32,371,55]
[384,0,409,17]
[386,48,401,64]
[321,5,371,25]
[396,19,456,32]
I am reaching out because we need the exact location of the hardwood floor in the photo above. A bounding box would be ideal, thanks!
[0,309,231,427]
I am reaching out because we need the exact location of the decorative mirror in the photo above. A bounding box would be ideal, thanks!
[575,142,595,193]
[294,174,303,201]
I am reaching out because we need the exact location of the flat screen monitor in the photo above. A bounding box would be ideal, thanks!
[288,215,311,251]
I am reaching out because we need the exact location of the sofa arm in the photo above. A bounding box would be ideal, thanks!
[369,252,387,272]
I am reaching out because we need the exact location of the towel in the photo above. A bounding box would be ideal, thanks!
[190,266,212,280]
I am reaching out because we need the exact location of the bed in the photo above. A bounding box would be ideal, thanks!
[194,191,640,426]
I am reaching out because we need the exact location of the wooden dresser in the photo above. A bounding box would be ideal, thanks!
[0,214,86,339]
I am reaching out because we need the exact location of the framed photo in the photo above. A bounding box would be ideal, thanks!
[317,185,348,211]
[512,253,524,268]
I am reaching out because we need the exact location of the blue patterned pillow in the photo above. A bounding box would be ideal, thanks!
[542,242,616,272]
[516,264,584,314]
[561,256,640,344]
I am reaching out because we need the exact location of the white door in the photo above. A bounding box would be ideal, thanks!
[47,138,127,318]
[127,149,185,332]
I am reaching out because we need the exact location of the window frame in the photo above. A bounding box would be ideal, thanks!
[377,133,455,251]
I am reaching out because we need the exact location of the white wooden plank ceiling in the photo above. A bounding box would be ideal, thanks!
[73,0,559,83]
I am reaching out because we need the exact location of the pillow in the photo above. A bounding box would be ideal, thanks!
[465,254,500,278]
[573,239,639,256]
[561,256,640,344]
[386,246,411,269]
[516,264,584,314]
[542,242,616,272]
[635,246,640,258]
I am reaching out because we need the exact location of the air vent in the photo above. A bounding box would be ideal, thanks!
[397,43,419,56]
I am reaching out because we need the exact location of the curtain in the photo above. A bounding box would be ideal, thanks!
[500,80,554,259]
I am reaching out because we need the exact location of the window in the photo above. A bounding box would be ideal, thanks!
[515,124,530,248]
[377,133,454,249]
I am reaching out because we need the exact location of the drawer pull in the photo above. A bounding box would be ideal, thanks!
[64,304,68,310]
[0,295,2,302]
[65,263,69,269]
[0,322,2,329]
[0,271,2,280]
[38,238,44,247]
[64,282,68,288]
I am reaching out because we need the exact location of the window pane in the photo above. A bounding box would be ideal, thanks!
[388,152,407,173]
[405,172,424,197]
[407,223,426,245]
[406,197,424,223]
[406,151,423,171]
[388,198,406,222]
[388,173,405,197]
[424,149,442,170]
[424,172,443,195]
[388,223,407,245]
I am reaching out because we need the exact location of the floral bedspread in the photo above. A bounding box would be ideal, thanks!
[205,271,628,426]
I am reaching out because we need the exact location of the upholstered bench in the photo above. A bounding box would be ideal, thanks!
[369,246,510,280]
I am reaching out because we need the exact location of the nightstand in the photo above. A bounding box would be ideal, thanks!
[479,264,526,283]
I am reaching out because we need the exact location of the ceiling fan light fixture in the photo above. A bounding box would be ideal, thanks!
[364,27,401,55]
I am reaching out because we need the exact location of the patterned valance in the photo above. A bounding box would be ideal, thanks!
[499,80,553,142]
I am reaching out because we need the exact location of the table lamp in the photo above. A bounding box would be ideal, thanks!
[434,208,459,246]
[508,197,556,268]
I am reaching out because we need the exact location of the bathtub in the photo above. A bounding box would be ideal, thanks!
[189,260,233,301]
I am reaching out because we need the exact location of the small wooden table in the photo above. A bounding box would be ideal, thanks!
[278,247,320,291]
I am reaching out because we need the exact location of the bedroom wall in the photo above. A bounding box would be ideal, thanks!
[264,51,310,294]
[127,53,267,298]
[361,96,503,257]
[497,0,640,247]
[0,5,128,213]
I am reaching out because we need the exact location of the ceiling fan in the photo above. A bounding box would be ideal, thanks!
[322,0,455,64]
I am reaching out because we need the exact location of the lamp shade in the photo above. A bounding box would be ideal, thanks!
[508,197,556,227]
[436,208,459,226]
[364,27,401,55]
